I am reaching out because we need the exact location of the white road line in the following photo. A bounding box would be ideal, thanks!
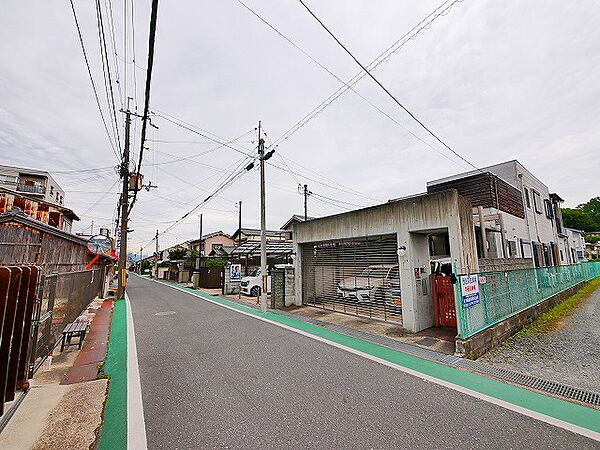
[125,292,148,450]
[136,275,600,442]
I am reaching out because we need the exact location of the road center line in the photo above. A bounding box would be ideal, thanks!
[135,275,600,442]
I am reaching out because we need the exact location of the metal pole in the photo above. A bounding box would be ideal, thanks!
[116,108,131,299]
[238,201,242,245]
[258,121,267,312]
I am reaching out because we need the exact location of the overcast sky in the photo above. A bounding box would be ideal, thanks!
[1,0,599,252]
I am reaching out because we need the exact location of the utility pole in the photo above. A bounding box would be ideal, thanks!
[139,246,143,274]
[258,121,267,312]
[91,220,94,235]
[153,229,159,279]
[116,107,132,300]
[193,214,203,288]
[303,184,309,221]
[238,201,242,245]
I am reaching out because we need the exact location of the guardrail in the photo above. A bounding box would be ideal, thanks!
[456,261,600,339]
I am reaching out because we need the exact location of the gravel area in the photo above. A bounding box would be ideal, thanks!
[480,284,600,393]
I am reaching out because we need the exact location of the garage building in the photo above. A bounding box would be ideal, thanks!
[292,189,478,333]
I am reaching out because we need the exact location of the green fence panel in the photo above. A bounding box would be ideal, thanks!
[457,261,600,338]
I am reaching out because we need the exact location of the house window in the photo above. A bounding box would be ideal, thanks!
[50,186,54,195]
[533,190,542,214]
[524,188,531,208]
[508,241,517,257]
[544,199,554,219]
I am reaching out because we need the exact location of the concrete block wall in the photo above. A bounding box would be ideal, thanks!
[223,264,241,295]
[271,267,295,308]
[478,258,534,272]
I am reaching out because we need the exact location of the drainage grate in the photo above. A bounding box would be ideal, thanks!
[221,297,600,408]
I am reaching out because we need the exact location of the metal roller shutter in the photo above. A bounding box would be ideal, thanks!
[302,234,401,323]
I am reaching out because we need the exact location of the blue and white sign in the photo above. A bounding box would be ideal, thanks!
[460,275,481,308]
[230,263,241,280]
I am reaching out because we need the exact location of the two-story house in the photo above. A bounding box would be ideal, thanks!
[427,160,568,268]
[187,231,235,256]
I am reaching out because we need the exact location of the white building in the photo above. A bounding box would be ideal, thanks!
[0,164,66,205]
[565,228,586,263]
[427,160,568,268]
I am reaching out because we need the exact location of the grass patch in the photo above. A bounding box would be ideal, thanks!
[513,276,600,339]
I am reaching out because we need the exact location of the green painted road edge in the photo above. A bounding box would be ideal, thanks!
[98,299,127,450]
[159,280,600,434]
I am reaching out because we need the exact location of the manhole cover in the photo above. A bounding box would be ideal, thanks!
[415,337,438,347]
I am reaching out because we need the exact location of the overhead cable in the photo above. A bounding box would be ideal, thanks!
[297,0,479,172]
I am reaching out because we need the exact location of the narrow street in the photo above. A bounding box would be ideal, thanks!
[127,275,598,449]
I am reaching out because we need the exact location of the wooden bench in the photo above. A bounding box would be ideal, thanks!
[60,315,90,352]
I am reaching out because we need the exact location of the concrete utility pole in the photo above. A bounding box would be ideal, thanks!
[238,201,242,245]
[139,246,143,274]
[193,214,203,288]
[116,107,131,300]
[154,229,159,279]
[303,184,309,221]
[258,121,267,312]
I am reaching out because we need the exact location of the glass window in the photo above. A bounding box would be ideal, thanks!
[524,188,530,208]
[533,190,542,214]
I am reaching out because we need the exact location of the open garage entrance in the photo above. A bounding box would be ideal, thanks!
[301,234,402,324]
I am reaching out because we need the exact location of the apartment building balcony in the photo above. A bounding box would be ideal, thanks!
[16,183,46,195]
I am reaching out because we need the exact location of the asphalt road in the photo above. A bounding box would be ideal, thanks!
[127,276,597,449]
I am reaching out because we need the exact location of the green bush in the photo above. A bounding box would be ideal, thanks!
[206,257,228,267]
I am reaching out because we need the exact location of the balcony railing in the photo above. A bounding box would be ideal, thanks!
[16,183,46,194]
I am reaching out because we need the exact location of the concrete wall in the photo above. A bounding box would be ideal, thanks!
[293,190,478,332]
[478,258,534,272]
[223,264,241,294]
[271,267,295,308]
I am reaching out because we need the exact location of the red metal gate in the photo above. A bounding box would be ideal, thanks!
[431,275,456,328]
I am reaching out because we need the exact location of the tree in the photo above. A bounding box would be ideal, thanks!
[578,196,600,227]
[562,208,595,232]
[206,257,228,267]
[168,248,188,260]
[562,197,600,232]
[141,259,151,272]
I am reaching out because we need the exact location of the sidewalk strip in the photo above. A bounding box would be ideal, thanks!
[98,299,127,450]
[126,292,148,450]
[144,276,600,442]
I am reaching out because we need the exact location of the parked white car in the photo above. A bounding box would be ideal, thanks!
[337,264,400,305]
[240,264,293,296]
[240,267,272,296]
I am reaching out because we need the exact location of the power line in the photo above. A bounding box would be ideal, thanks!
[151,112,255,158]
[297,0,479,172]
[68,0,120,161]
[104,0,124,110]
[130,0,160,214]
[95,0,123,155]
[130,0,139,111]
[235,0,464,168]
[269,1,464,152]
[311,192,365,208]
